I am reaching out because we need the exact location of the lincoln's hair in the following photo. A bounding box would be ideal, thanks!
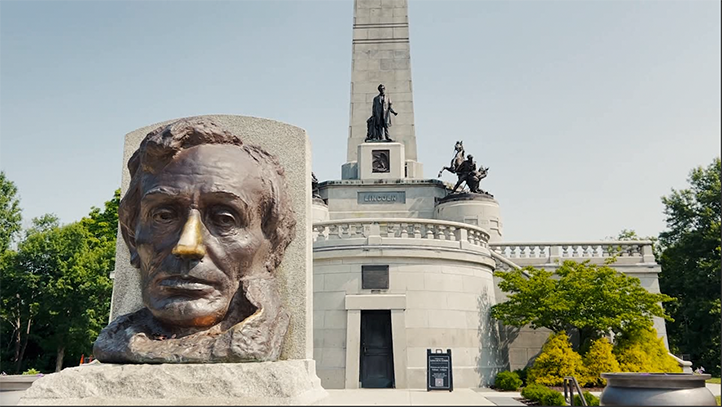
[118,117,296,273]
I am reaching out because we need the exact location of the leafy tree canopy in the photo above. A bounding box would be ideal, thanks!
[0,171,22,252]
[491,260,674,350]
[0,189,119,373]
[658,157,721,376]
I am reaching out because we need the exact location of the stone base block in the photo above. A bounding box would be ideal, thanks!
[405,160,423,179]
[358,142,405,179]
[341,162,358,180]
[19,360,327,405]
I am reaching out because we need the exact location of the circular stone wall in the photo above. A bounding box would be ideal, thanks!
[434,194,503,243]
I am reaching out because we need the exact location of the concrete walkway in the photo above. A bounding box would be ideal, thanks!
[315,388,497,405]
[2,384,720,406]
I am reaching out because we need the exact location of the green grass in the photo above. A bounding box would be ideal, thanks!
[707,377,721,384]
[715,395,720,406]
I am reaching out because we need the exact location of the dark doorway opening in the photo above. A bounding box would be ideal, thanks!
[360,310,394,388]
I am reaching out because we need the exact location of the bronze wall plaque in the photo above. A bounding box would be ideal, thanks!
[362,265,389,290]
[372,149,390,173]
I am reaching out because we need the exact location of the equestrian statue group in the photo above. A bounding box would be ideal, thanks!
[362,83,491,196]
[438,140,491,196]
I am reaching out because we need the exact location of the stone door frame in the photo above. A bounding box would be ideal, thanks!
[344,294,407,389]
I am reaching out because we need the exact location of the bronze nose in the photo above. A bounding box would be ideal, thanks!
[172,209,206,259]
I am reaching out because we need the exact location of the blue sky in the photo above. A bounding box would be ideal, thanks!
[1,0,719,242]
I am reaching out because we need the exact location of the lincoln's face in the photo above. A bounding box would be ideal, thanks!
[134,144,271,328]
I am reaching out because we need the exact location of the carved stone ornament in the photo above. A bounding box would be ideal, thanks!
[372,149,390,173]
[93,118,296,363]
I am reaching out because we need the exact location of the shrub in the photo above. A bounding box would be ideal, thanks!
[514,367,529,386]
[573,391,600,406]
[521,383,548,401]
[494,370,523,391]
[583,337,620,386]
[521,384,565,406]
[528,331,587,386]
[614,328,682,373]
[22,368,40,375]
[540,390,566,406]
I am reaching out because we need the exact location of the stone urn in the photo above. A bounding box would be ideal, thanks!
[600,373,716,406]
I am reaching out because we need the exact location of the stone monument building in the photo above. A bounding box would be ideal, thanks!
[311,0,672,390]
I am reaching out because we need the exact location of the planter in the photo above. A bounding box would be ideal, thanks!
[0,375,42,391]
[600,373,716,406]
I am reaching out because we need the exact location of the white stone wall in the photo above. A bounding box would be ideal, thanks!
[313,247,504,389]
[320,180,447,220]
[435,197,504,243]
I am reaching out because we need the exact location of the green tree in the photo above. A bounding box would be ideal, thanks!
[491,260,674,350]
[0,171,22,252]
[0,215,58,373]
[658,157,721,376]
[0,190,118,373]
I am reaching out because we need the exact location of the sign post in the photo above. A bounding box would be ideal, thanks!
[426,348,453,392]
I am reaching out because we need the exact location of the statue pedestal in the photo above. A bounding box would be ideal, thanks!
[358,142,405,179]
[18,360,327,405]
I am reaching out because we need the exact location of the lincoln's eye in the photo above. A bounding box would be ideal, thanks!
[210,207,238,230]
[152,207,178,224]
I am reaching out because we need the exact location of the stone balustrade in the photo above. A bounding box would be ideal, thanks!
[312,218,490,252]
[489,241,656,264]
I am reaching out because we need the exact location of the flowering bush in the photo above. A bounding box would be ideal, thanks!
[583,337,620,386]
[613,328,681,373]
[528,331,588,386]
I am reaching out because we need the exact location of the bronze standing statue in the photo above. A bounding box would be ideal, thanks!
[93,118,296,364]
[365,84,398,142]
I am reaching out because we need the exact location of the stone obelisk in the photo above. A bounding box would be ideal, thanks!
[342,0,422,179]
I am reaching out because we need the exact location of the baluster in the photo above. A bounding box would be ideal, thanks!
[329,224,339,239]
[602,244,611,257]
[468,230,476,245]
[426,224,434,239]
[312,225,319,242]
[339,223,348,238]
[400,223,408,239]
[448,226,457,241]
[561,245,569,257]
[509,246,517,258]
[566,245,574,257]
[581,245,589,257]
[413,223,422,239]
[519,245,527,258]
[437,225,447,240]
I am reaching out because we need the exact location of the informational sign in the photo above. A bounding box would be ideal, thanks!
[357,191,406,204]
[427,348,453,392]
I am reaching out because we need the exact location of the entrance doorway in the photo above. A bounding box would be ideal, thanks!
[360,310,394,388]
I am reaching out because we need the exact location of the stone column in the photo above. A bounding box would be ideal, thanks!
[344,0,422,179]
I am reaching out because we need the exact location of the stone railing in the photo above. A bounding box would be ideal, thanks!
[489,241,656,265]
[312,218,490,252]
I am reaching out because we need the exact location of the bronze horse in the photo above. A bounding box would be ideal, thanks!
[438,141,465,178]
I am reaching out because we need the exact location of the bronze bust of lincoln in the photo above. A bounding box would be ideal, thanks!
[93,118,296,363]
